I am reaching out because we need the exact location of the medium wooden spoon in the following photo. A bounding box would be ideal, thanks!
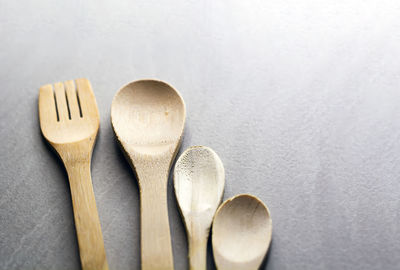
[111,79,186,270]
[174,146,225,270]
[212,194,272,270]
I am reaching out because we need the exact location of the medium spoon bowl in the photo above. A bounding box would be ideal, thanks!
[111,79,185,270]
[212,194,272,270]
[174,146,225,270]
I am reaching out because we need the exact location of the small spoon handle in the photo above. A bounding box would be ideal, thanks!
[140,182,174,270]
[188,234,208,270]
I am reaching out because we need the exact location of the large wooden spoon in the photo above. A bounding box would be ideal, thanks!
[111,79,186,270]
[174,146,225,270]
[212,194,272,270]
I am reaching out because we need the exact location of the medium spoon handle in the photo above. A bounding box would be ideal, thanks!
[188,233,208,270]
[140,181,174,270]
[65,159,109,270]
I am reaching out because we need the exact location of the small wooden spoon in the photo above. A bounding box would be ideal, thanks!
[174,146,225,270]
[212,194,272,270]
[111,79,186,270]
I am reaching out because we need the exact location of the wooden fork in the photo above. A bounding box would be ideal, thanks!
[39,78,108,270]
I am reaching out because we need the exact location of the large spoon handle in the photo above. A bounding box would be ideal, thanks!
[140,181,174,270]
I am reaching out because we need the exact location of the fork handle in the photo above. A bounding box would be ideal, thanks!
[66,161,109,270]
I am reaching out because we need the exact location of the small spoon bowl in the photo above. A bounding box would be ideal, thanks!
[212,194,272,270]
[174,146,225,270]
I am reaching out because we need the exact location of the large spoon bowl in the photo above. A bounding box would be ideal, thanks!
[111,79,185,156]
[212,194,272,270]
[111,79,185,270]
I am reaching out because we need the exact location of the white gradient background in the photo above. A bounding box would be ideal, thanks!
[1,0,400,269]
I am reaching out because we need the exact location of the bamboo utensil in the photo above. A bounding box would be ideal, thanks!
[212,194,272,270]
[39,79,108,270]
[111,79,186,270]
[174,146,225,270]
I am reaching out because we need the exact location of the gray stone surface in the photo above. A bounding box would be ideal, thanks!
[1,0,400,269]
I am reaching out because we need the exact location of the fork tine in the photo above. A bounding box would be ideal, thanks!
[54,82,69,121]
[39,84,57,124]
[75,78,99,119]
[64,80,81,119]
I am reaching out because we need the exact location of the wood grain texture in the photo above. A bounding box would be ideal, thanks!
[174,146,225,270]
[111,79,186,270]
[39,79,108,270]
[212,194,272,270]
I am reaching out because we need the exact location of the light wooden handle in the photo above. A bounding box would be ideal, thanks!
[140,183,174,270]
[188,236,207,270]
[66,161,109,270]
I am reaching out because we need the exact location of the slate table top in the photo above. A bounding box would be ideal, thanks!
[1,0,400,269]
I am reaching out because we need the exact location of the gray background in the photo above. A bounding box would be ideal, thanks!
[1,0,400,269]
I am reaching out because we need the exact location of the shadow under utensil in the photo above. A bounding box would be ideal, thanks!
[36,97,81,269]
[207,232,217,270]
[112,134,140,190]
[259,239,273,269]
[111,133,141,270]
[39,127,69,181]
[168,140,189,270]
